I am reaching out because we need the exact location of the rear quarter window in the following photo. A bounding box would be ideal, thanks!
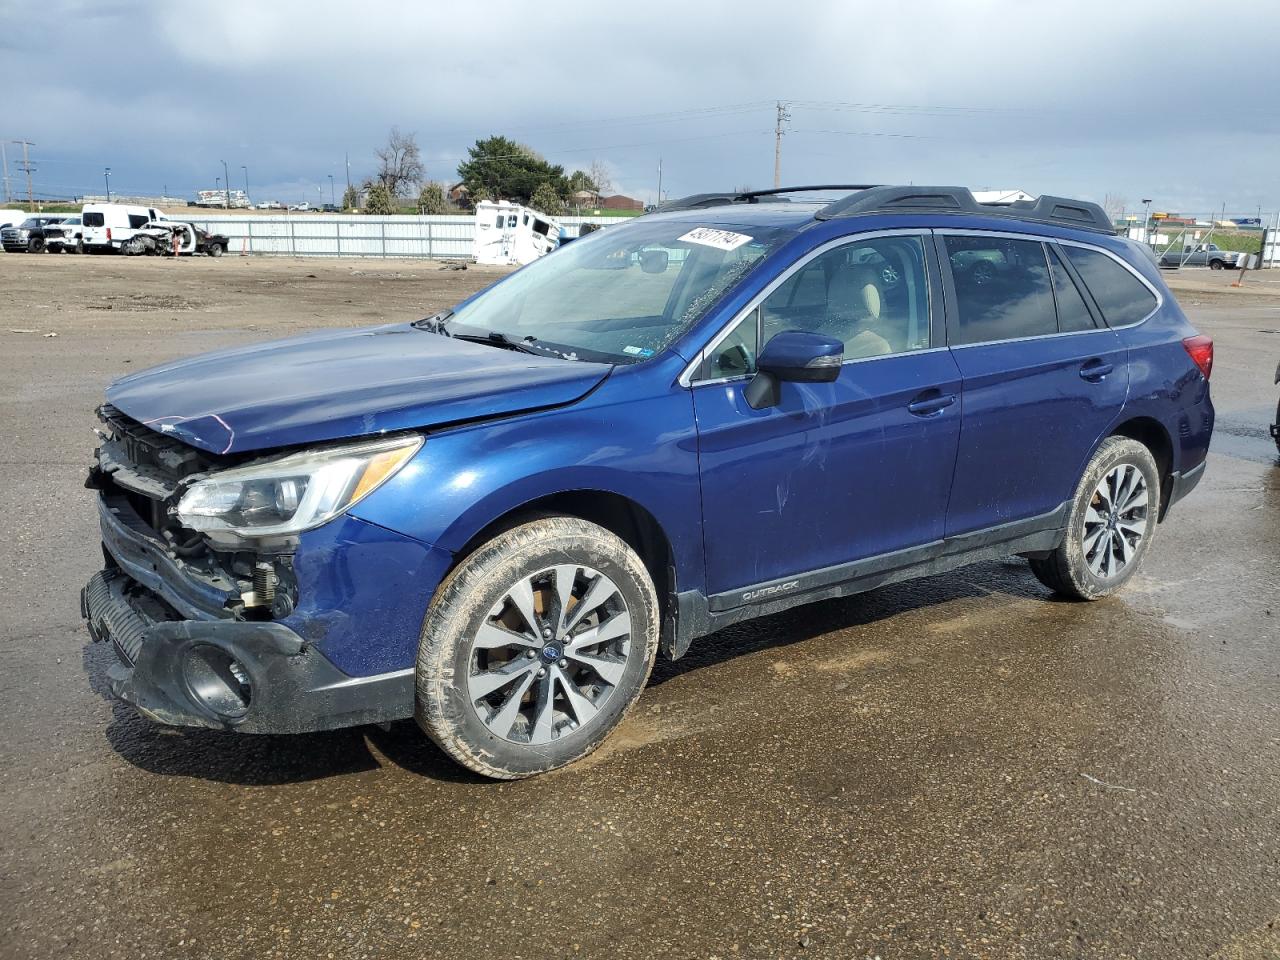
[1063,247,1158,326]
[127,214,150,229]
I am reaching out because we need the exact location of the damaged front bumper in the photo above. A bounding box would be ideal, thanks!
[83,567,414,733]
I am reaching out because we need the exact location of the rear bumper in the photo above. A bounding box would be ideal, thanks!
[83,569,414,733]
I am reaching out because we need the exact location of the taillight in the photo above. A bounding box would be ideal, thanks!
[1182,335,1213,380]
[106,227,112,241]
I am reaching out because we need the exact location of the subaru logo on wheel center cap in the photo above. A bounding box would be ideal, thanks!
[541,643,562,662]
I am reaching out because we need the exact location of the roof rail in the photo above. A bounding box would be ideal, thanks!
[656,184,880,214]
[814,185,1114,234]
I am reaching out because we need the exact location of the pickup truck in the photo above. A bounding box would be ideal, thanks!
[1158,242,1246,270]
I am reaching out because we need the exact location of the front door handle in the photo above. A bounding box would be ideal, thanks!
[907,390,957,417]
[1079,359,1114,382]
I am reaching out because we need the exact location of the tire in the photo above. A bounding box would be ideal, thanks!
[75,239,84,255]
[27,237,44,253]
[415,516,660,779]
[1029,437,1160,600]
[1209,259,1224,271]
[208,243,224,258]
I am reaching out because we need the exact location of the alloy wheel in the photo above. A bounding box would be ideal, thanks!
[1083,463,1148,579]
[467,564,632,745]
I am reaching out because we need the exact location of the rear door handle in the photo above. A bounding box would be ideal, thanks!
[1079,359,1114,382]
[907,391,957,417]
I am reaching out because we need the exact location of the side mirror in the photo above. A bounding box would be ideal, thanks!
[744,330,843,409]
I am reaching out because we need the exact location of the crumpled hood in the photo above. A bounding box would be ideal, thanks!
[106,323,612,454]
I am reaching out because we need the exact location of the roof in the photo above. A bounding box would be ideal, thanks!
[652,184,1115,235]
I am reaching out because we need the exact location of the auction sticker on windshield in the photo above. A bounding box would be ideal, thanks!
[679,227,753,251]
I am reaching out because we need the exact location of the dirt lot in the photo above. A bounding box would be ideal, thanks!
[1,254,1278,960]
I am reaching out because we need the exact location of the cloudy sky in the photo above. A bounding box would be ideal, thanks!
[4,0,1279,217]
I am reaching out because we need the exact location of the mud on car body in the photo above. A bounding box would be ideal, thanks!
[83,185,1215,778]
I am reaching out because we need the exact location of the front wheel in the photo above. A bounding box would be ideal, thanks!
[416,517,659,779]
[1029,436,1160,600]
[1209,259,1225,271]
[207,243,224,258]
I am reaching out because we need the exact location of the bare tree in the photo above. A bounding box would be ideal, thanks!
[1102,193,1127,220]
[588,159,613,198]
[376,127,425,198]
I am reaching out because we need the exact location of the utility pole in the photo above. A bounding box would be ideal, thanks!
[105,168,111,202]
[656,157,662,208]
[1,141,9,203]
[328,174,335,205]
[222,159,231,209]
[773,101,791,189]
[242,165,250,206]
[345,152,351,193]
[13,140,35,207]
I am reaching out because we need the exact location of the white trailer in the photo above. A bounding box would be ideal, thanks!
[472,201,561,266]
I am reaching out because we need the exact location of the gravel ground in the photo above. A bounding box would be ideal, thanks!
[0,254,1278,960]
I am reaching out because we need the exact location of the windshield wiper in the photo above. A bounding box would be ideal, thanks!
[451,330,544,355]
[412,310,453,333]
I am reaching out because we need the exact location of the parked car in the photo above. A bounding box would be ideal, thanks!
[81,185,1214,779]
[288,202,312,212]
[117,221,230,258]
[81,202,166,253]
[1,215,66,252]
[0,208,27,233]
[1158,242,1246,270]
[43,215,85,253]
[194,225,230,257]
[256,201,284,210]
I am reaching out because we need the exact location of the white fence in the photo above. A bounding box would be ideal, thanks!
[182,214,623,260]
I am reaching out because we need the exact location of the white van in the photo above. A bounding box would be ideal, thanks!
[80,202,165,253]
[0,209,27,232]
[472,200,561,266]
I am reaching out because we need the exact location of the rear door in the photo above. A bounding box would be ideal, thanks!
[938,231,1128,537]
[691,231,963,600]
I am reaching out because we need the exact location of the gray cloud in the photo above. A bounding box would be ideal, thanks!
[4,0,1278,215]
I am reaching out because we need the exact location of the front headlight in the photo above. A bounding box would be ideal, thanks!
[176,434,422,538]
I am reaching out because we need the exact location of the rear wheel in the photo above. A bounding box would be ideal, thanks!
[208,242,224,258]
[1029,437,1160,600]
[416,517,659,779]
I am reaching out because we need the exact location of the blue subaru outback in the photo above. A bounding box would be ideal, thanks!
[83,185,1214,778]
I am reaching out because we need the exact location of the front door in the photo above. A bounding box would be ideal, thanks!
[691,232,963,603]
[937,232,1129,537]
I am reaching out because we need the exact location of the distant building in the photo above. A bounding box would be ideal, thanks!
[971,189,1035,204]
[597,194,643,212]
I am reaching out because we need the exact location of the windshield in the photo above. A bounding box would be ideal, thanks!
[443,218,794,362]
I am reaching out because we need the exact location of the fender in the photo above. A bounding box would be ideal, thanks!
[350,357,706,595]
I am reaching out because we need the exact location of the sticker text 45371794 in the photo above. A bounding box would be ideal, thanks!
[678,228,753,252]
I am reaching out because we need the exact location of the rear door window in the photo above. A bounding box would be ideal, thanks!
[83,212,105,227]
[944,236,1057,344]
[1063,246,1158,326]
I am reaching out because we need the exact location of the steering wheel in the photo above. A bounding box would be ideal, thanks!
[971,260,997,285]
